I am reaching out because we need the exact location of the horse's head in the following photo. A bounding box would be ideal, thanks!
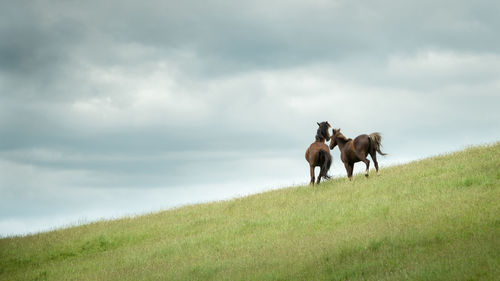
[330,128,350,149]
[316,121,331,142]
[329,128,339,149]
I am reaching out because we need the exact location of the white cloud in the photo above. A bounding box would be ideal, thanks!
[2,0,500,236]
[387,50,500,87]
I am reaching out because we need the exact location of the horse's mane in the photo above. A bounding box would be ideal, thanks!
[335,131,351,143]
[316,122,330,141]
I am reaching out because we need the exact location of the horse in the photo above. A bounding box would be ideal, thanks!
[329,128,387,180]
[305,122,333,185]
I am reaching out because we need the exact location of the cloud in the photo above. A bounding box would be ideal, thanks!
[1,0,500,235]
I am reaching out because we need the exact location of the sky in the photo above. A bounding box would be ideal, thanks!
[1,0,499,236]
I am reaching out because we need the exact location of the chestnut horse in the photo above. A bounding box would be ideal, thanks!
[305,122,332,185]
[329,128,386,180]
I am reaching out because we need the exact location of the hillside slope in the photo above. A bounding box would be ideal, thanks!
[1,144,499,280]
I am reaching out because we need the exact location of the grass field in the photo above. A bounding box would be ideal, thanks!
[1,143,499,280]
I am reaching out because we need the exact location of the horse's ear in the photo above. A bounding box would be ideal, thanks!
[317,122,320,126]
[326,122,331,127]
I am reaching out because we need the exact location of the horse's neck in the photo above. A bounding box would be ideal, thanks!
[336,137,350,150]
[315,135,326,143]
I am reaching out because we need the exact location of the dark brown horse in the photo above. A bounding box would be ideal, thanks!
[305,122,332,185]
[329,128,387,180]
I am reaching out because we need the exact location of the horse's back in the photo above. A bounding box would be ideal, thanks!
[311,141,329,153]
[306,141,330,166]
[354,134,369,142]
[353,134,372,155]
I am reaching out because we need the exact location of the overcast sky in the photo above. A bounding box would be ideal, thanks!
[1,0,499,236]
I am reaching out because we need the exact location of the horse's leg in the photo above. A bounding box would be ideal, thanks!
[344,162,353,180]
[371,152,380,176]
[310,165,315,186]
[317,164,323,185]
[359,155,370,177]
[356,141,370,177]
[317,161,326,185]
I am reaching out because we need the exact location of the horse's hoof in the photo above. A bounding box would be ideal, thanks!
[365,173,369,178]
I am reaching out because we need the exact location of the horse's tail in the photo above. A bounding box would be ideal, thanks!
[318,149,332,180]
[369,132,387,156]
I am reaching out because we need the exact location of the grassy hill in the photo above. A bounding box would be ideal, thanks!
[1,144,499,281]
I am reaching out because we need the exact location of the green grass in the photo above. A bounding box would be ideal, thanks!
[1,143,499,281]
